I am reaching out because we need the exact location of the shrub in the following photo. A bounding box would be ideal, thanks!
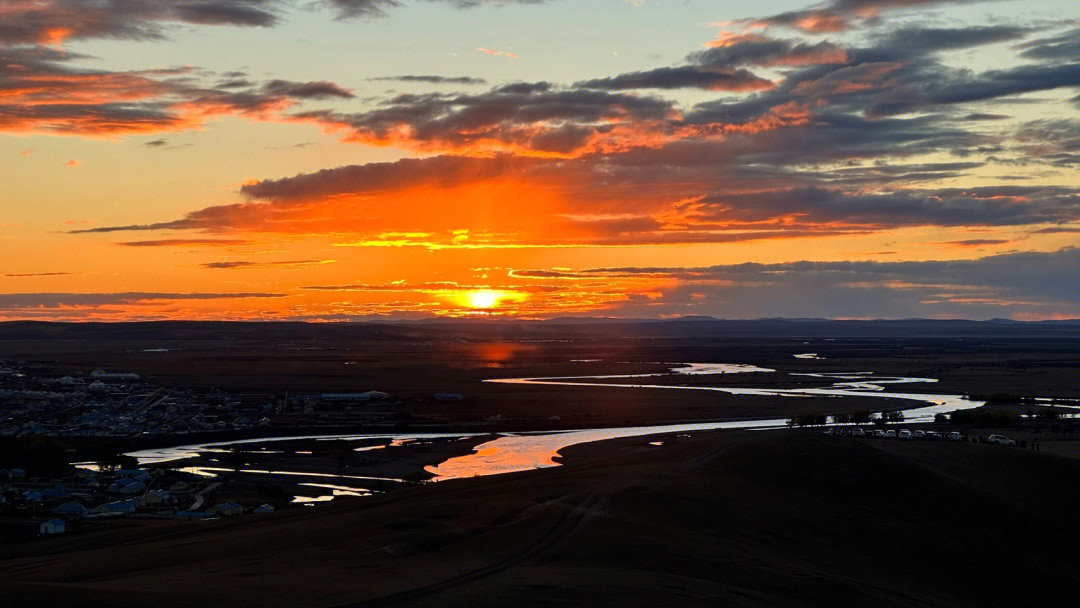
[850,410,872,424]
[880,410,905,424]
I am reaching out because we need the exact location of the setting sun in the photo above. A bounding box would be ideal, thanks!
[465,290,502,309]
[1,0,1077,324]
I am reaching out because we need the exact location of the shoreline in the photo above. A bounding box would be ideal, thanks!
[122,365,985,479]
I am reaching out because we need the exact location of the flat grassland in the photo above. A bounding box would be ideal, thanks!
[4,320,1080,606]
[4,320,1080,431]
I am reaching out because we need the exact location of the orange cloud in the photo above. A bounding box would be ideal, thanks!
[0,47,352,138]
[706,31,771,48]
[794,13,849,33]
[477,47,519,59]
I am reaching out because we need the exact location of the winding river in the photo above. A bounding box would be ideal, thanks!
[126,362,985,481]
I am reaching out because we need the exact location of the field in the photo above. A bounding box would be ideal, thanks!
[4,319,1080,432]
[3,320,1080,606]
[5,429,1080,607]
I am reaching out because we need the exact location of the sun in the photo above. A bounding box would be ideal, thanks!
[465,290,501,309]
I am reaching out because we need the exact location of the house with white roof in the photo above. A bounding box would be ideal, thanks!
[40,519,66,535]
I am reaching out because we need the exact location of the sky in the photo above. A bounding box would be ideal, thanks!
[1,0,1079,321]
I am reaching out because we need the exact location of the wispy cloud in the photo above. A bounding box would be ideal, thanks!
[13,0,1080,321]
[117,239,250,247]
[4,271,75,277]
[0,46,356,137]
[510,248,1080,320]
[369,75,487,85]
[201,259,335,269]
[477,47,519,59]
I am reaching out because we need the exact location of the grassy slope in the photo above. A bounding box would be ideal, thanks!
[3,430,1079,607]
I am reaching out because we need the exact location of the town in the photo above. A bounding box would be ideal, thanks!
[0,360,411,438]
[0,359,441,541]
[1,459,274,541]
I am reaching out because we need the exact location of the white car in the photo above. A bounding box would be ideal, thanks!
[947,432,963,441]
[987,434,1016,446]
[885,429,897,438]
[913,430,926,439]
[850,428,866,438]
[898,429,913,440]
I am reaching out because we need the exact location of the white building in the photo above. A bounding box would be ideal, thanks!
[210,502,243,516]
[91,369,140,381]
[40,519,66,535]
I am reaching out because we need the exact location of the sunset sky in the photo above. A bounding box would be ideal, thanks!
[2,0,1079,321]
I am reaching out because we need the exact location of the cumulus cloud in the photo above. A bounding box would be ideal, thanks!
[0,45,358,136]
[71,150,1080,249]
[514,248,1080,320]
[291,82,678,156]
[695,35,849,67]
[0,1,564,46]
[1018,28,1080,62]
[34,0,1080,322]
[575,66,775,92]
[751,0,987,34]
[0,1,278,45]
[687,186,1080,229]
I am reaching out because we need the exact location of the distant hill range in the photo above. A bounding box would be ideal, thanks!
[2,317,1079,342]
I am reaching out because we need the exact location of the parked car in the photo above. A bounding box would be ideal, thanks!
[898,429,913,440]
[873,429,886,438]
[850,428,865,438]
[987,434,1017,446]
[885,429,897,438]
[925,431,942,439]
[913,430,926,439]
[947,431,963,441]
[823,427,834,435]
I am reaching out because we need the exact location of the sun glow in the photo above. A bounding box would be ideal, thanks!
[465,290,502,309]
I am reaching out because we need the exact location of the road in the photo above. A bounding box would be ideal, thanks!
[188,482,220,511]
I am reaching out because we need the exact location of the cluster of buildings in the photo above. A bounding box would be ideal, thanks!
[1,465,275,537]
[0,361,413,439]
[0,363,275,438]
[0,361,414,539]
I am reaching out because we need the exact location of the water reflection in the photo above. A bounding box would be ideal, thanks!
[174,466,409,483]
[293,495,335,505]
[427,365,981,480]
[128,432,470,465]
[425,418,793,480]
[293,483,374,504]
[127,363,989,484]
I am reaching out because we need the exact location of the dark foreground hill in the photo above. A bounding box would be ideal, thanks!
[4,430,1080,607]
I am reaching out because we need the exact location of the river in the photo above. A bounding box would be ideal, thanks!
[125,362,985,481]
